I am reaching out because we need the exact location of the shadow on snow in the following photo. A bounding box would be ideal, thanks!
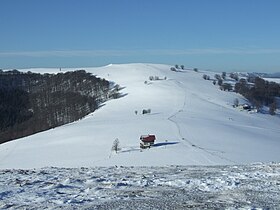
[119,142,179,154]
[153,142,179,147]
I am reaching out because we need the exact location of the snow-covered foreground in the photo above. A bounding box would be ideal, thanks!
[1,163,279,209]
[0,63,280,168]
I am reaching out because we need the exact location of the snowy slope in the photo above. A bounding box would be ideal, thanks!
[0,63,279,169]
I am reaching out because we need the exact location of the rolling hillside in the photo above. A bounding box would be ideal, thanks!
[0,63,279,169]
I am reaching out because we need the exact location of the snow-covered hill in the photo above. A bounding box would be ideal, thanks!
[0,63,279,169]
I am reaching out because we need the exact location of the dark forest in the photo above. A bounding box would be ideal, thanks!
[0,70,121,144]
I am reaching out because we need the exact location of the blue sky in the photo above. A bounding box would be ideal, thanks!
[0,0,280,72]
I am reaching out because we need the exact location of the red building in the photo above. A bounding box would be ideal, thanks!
[140,135,156,149]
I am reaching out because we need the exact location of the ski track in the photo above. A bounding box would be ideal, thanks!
[168,79,238,164]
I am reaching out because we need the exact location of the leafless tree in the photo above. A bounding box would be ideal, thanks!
[112,138,121,153]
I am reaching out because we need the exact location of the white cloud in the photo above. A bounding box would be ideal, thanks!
[0,48,280,57]
[0,50,133,57]
[145,48,280,55]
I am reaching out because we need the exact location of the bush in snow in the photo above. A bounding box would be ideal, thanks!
[149,76,161,81]
[203,74,207,80]
[203,74,210,80]
[142,109,151,114]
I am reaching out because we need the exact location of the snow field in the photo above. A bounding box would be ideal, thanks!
[0,63,279,168]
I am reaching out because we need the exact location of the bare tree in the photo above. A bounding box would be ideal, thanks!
[112,138,121,153]
[269,101,277,115]
[218,78,223,86]
[222,72,226,80]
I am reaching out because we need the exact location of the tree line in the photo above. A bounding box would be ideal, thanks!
[234,76,280,114]
[0,70,121,144]
[202,71,279,115]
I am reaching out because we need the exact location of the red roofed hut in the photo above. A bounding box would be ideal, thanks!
[140,135,156,149]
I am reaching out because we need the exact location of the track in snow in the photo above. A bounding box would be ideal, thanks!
[167,79,238,164]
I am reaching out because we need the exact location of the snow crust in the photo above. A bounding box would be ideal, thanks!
[0,163,279,209]
[0,63,280,169]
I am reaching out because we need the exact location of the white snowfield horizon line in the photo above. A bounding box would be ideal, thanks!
[1,48,280,57]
